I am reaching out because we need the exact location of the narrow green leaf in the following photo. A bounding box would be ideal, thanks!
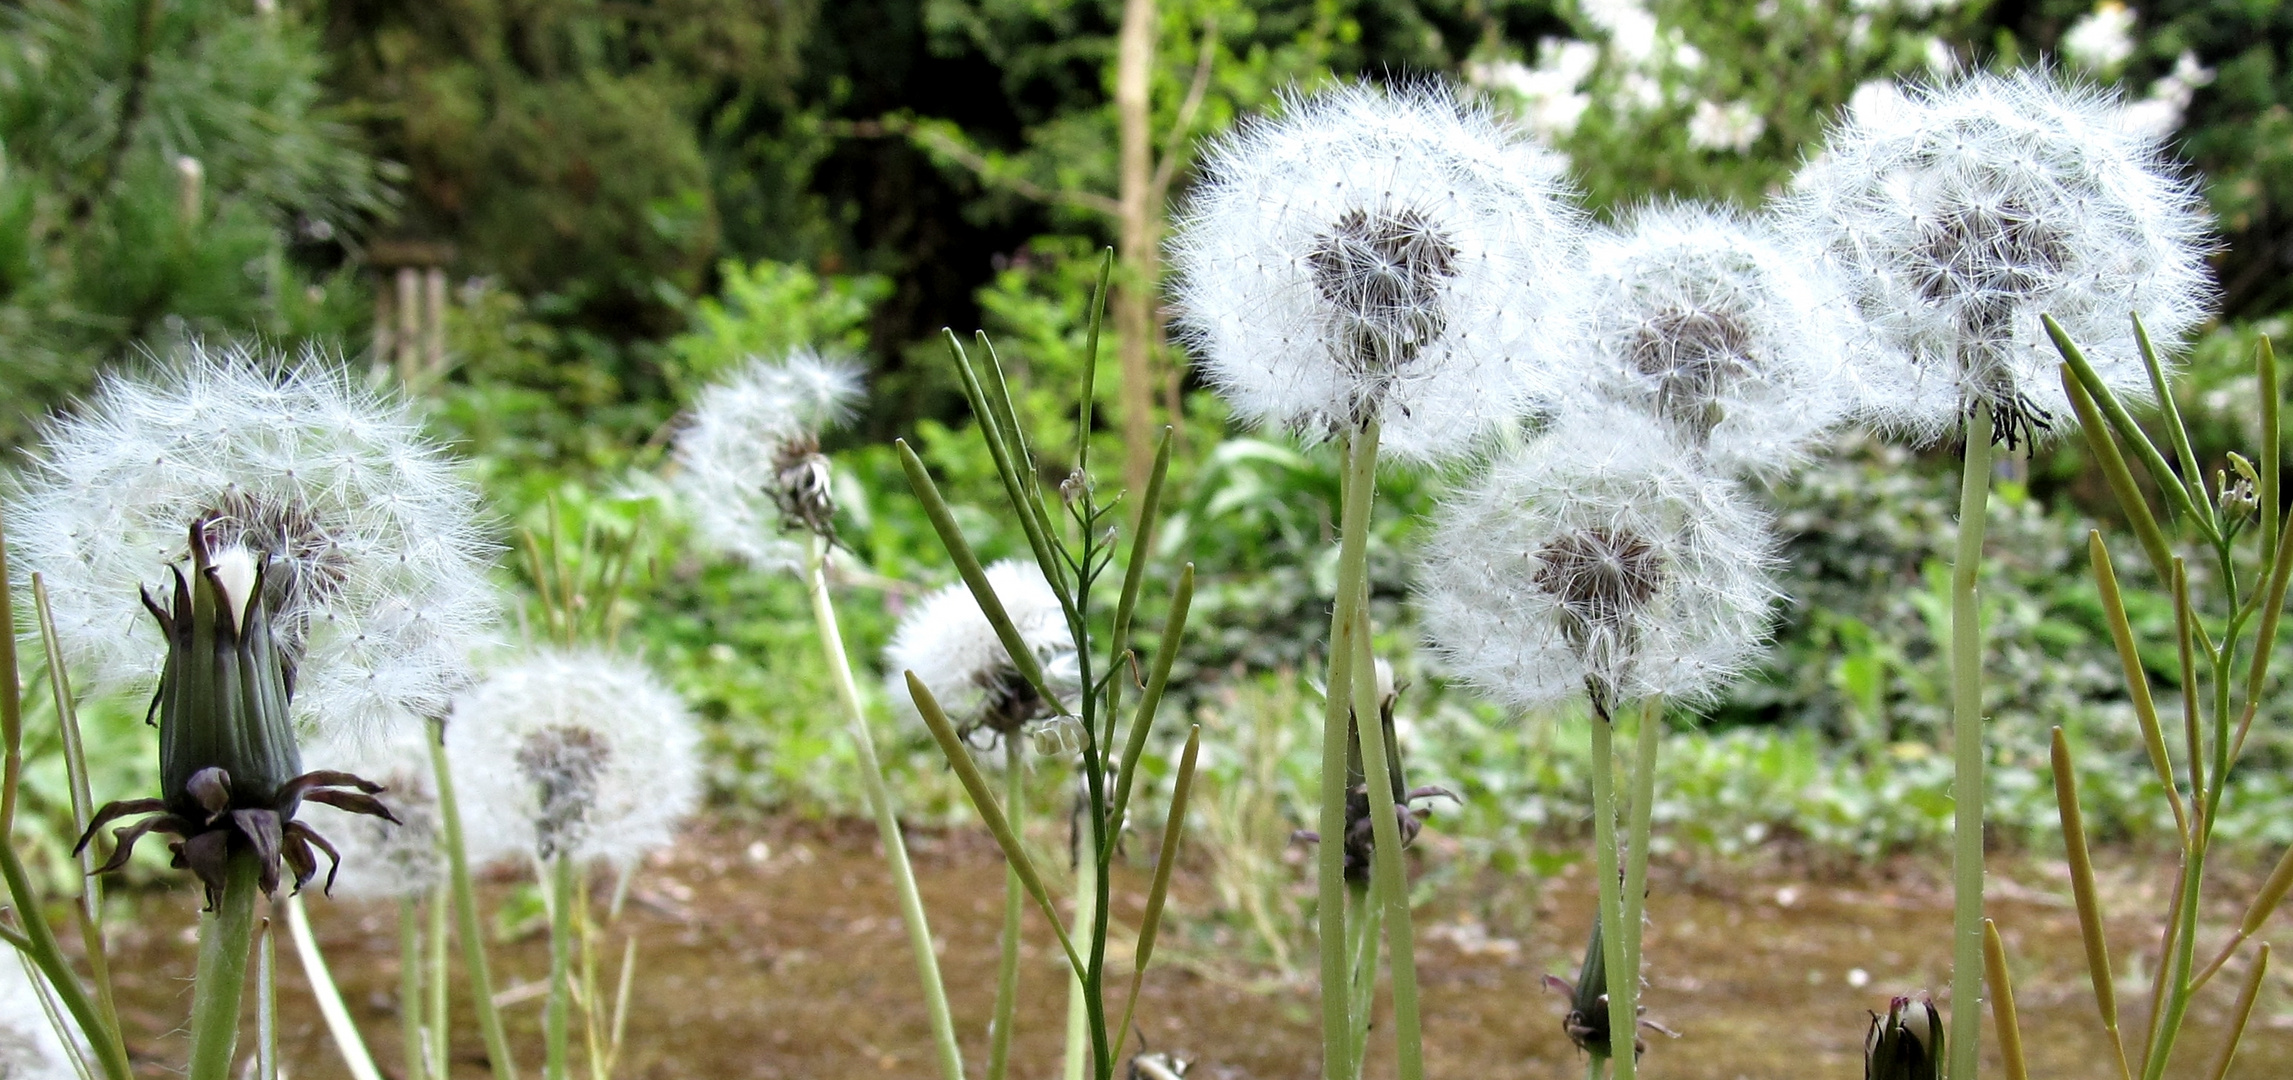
[944,333,1070,610]
[973,333,1039,495]
[1110,564,1193,829]
[2090,533,2188,835]
[2173,559,2205,802]
[2261,337,2280,560]
[2135,314,2215,531]
[2052,729,2134,1080]
[1112,427,1172,658]
[897,439,1066,714]
[1111,724,1199,1055]
[2064,365,2175,581]
[2204,942,2269,1080]
[1077,249,1112,474]
[2238,846,2293,943]
[905,672,1086,980]
[31,578,124,1060]
[2049,315,2211,535]
[1983,920,2030,1080]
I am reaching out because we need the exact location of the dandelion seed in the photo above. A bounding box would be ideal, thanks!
[671,350,865,569]
[1569,202,1861,473]
[6,343,500,741]
[1781,70,2214,447]
[299,728,445,900]
[1416,407,1777,711]
[1169,82,1590,462]
[886,559,1078,749]
[445,647,701,869]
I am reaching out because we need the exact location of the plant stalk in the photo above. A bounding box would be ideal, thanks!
[805,536,967,1080]
[428,887,451,1080]
[401,897,427,1080]
[1063,850,1099,1080]
[545,855,577,1080]
[1317,420,1380,1080]
[1620,701,1661,994]
[1348,600,1421,1080]
[1948,405,1996,1080]
[988,738,1026,1080]
[187,851,262,1080]
[285,893,384,1080]
[429,721,519,1080]
[1590,699,1634,1080]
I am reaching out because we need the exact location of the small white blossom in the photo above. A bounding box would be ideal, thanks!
[885,559,1077,745]
[1467,40,1599,139]
[1169,82,1590,462]
[1581,0,1660,65]
[2063,3,2139,72]
[6,344,501,743]
[1566,202,1862,474]
[671,350,864,570]
[300,728,444,900]
[1781,70,2214,446]
[446,647,701,869]
[1686,99,1767,153]
[2119,50,2215,138]
[1924,38,1959,74]
[0,957,83,1080]
[1417,407,1779,711]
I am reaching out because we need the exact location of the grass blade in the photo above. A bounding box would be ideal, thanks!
[1113,725,1199,1056]
[2233,502,2293,765]
[2134,314,2214,530]
[1983,919,2030,1080]
[1077,249,1112,475]
[2051,728,2135,1080]
[2050,315,2211,535]
[898,438,1067,714]
[2065,368,2175,581]
[1110,565,1192,829]
[2090,533,2188,834]
[2260,336,2279,558]
[286,895,384,1080]
[1112,427,1173,659]
[2173,559,2204,802]
[2205,942,2270,1080]
[943,333,1071,611]
[31,578,123,1053]
[2194,844,2293,991]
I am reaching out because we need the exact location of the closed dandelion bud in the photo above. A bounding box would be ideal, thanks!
[1170,82,1591,462]
[1416,407,1778,712]
[1311,659,1456,882]
[446,647,701,870]
[1573,202,1860,474]
[885,559,1079,749]
[1782,71,2214,448]
[1865,995,1944,1080]
[672,350,864,569]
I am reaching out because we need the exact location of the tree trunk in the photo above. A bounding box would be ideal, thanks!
[1115,0,1160,499]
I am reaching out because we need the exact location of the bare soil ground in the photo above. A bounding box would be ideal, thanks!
[103,816,2291,1079]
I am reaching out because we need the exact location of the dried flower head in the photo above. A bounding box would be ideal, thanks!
[1169,82,1590,462]
[6,343,500,741]
[1417,407,1778,710]
[446,647,701,868]
[886,559,1078,748]
[1782,70,2214,446]
[299,728,444,900]
[1572,202,1861,473]
[0,957,85,1080]
[671,351,864,568]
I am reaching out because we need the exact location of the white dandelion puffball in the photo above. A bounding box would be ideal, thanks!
[1417,407,1779,711]
[1570,202,1862,474]
[1169,82,1590,462]
[5,344,501,742]
[445,647,700,869]
[886,559,1078,740]
[0,956,84,1080]
[671,350,864,570]
[1781,70,2213,446]
[300,728,444,900]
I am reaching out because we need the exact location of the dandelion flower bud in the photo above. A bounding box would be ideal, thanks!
[1781,70,2214,447]
[0,958,87,1080]
[1416,407,1777,711]
[6,343,501,742]
[886,559,1078,747]
[445,647,701,869]
[299,729,445,900]
[1864,995,1945,1080]
[1170,82,1590,462]
[671,350,864,569]
[1572,203,1860,473]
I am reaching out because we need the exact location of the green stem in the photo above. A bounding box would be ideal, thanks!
[988,739,1025,1080]
[545,855,576,1080]
[1348,600,1421,1080]
[804,537,967,1080]
[2144,838,2208,1080]
[1344,883,1378,1080]
[1948,406,1996,1080]
[1318,421,1380,1080]
[428,887,450,1080]
[1063,850,1098,1080]
[429,721,519,1080]
[1620,701,1661,1003]
[258,918,277,1080]
[187,851,261,1080]
[402,897,427,1080]
[285,894,383,1080]
[1589,703,1634,1080]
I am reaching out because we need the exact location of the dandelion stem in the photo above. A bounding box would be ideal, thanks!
[428,886,451,1080]
[1317,420,1380,1080]
[545,855,577,1080]
[1948,403,1996,1080]
[285,893,383,1080]
[186,851,261,1080]
[1348,593,1422,1080]
[988,738,1025,1080]
[401,896,427,1080]
[1063,851,1098,1080]
[429,720,520,1080]
[805,536,966,1080]
[258,918,278,1080]
[1589,699,1634,1080]
[1343,883,1378,1078]
[1619,700,1661,1013]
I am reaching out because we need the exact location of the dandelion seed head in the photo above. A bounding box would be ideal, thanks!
[300,728,444,900]
[1572,202,1862,473]
[1170,82,1591,462]
[1416,406,1779,710]
[445,647,701,869]
[5,343,502,743]
[1781,69,2214,445]
[671,350,864,570]
[886,559,1078,745]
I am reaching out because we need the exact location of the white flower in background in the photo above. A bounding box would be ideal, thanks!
[1568,202,1863,473]
[447,647,701,869]
[300,728,444,900]
[1467,39,1598,138]
[1924,37,1959,73]
[1417,406,1778,712]
[0,957,84,1080]
[1581,0,1660,65]
[1686,99,1766,152]
[5,344,500,742]
[2063,3,2139,72]
[671,349,864,570]
[1169,82,1590,462]
[2120,51,2215,138]
[1781,70,2214,446]
[886,559,1078,747]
